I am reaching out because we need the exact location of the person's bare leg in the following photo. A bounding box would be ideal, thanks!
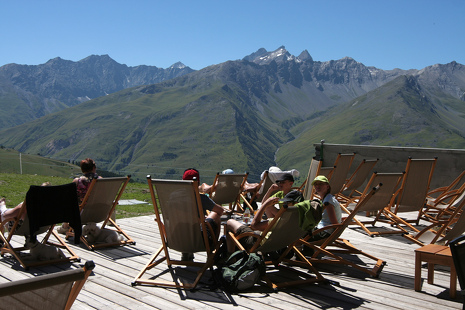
[1,201,24,222]
[225,219,243,253]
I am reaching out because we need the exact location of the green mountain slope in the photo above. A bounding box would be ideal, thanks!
[0,147,80,178]
[0,79,289,182]
[0,52,464,183]
[276,75,465,175]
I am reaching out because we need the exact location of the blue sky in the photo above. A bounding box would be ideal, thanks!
[1,0,463,70]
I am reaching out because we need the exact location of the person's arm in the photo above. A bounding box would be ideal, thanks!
[263,196,281,219]
[212,203,227,215]
[324,202,339,224]
[199,183,212,194]
[250,196,279,230]
[261,183,279,204]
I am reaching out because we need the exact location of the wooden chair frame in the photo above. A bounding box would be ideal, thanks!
[228,205,326,289]
[132,177,223,290]
[296,185,386,277]
[66,176,135,250]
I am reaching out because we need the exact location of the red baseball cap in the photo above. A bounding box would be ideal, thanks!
[182,168,199,180]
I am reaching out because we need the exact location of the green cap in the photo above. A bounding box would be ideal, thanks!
[311,175,329,185]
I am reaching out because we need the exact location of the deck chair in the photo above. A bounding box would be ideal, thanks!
[420,180,465,224]
[210,172,248,212]
[66,176,135,250]
[339,159,379,202]
[403,192,465,246]
[228,205,326,289]
[302,159,322,200]
[343,172,404,237]
[132,177,223,289]
[295,184,386,277]
[327,153,355,197]
[0,183,81,270]
[381,158,437,233]
[0,260,94,310]
[305,153,355,200]
[242,171,270,210]
[427,170,465,205]
[450,235,465,302]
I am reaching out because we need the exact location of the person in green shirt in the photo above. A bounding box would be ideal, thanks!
[261,173,295,210]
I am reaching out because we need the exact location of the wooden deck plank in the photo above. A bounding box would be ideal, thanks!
[0,214,463,309]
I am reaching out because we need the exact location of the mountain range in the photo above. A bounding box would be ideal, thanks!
[0,46,464,182]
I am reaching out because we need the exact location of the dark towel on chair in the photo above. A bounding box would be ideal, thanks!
[26,183,82,244]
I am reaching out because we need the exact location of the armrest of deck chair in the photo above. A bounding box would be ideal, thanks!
[228,230,261,252]
[305,223,342,237]
[240,193,254,209]
[427,186,448,196]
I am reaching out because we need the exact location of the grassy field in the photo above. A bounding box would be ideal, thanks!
[0,172,154,219]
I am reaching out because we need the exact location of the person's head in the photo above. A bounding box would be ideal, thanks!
[275,173,294,193]
[281,190,304,206]
[311,175,331,196]
[182,168,200,181]
[80,158,97,174]
[222,168,234,174]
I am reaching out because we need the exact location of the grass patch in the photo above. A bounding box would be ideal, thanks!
[0,172,154,219]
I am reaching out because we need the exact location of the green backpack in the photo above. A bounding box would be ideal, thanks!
[218,250,265,292]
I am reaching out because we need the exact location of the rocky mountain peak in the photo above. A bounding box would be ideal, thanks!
[243,46,297,65]
[169,61,187,69]
[297,50,313,62]
[242,48,268,62]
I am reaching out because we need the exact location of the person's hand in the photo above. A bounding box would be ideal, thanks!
[263,196,279,206]
[269,184,279,191]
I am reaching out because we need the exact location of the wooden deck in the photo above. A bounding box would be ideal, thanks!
[1,214,463,309]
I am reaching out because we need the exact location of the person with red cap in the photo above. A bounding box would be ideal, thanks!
[182,168,226,216]
[182,168,213,195]
[181,168,225,261]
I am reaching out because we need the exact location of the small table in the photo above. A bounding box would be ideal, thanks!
[415,244,457,298]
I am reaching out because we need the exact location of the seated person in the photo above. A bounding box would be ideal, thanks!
[191,168,259,195]
[306,175,342,242]
[0,198,24,223]
[182,168,227,217]
[225,190,303,253]
[1,182,51,231]
[222,168,260,192]
[258,166,300,194]
[73,158,102,203]
[58,158,102,234]
[182,168,225,261]
[244,168,299,209]
[261,173,296,203]
[182,167,214,195]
